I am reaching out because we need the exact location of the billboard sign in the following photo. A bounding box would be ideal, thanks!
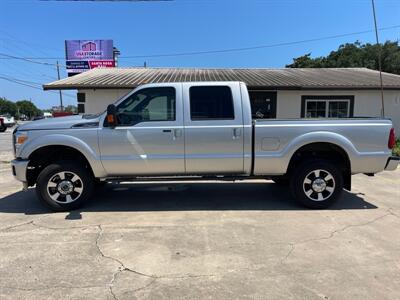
[65,40,114,76]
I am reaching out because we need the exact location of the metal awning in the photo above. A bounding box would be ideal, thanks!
[43,67,400,90]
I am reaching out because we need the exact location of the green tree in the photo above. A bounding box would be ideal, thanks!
[64,105,77,113]
[0,97,17,116]
[286,41,400,75]
[15,100,41,118]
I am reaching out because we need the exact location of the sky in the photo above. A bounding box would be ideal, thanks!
[0,0,399,109]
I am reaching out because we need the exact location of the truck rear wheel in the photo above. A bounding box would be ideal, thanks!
[290,160,343,209]
[0,125,6,132]
[36,161,94,211]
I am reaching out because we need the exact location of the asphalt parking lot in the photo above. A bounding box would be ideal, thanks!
[0,127,399,300]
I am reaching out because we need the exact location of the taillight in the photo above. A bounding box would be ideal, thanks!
[388,128,396,149]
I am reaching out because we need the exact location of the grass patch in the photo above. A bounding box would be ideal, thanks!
[393,139,400,157]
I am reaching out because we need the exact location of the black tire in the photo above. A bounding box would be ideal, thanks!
[0,126,6,132]
[270,176,289,186]
[290,159,343,209]
[36,161,94,211]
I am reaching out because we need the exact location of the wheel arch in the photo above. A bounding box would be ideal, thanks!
[26,144,97,186]
[20,134,106,186]
[287,141,352,190]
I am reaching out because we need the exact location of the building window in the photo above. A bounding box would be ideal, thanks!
[77,92,86,103]
[328,101,349,118]
[248,91,277,119]
[77,103,85,114]
[189,86,234,120]
[301,96,354,118]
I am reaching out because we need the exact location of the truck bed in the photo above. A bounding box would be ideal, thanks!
[252,118,393,175]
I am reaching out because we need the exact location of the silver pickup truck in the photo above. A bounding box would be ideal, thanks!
[11,82,399,211]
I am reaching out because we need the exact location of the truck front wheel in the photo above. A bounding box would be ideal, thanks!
[290,160,343,209]
[36,161,94,211]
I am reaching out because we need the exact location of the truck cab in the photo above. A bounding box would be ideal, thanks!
[100,82,250,176]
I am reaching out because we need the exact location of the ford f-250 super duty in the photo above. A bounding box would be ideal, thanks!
[11,82,399,211]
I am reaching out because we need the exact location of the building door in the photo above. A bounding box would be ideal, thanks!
[183,83,245,174]
[248,91,277,119]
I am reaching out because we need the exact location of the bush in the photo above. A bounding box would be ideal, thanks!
[393,139,400,157]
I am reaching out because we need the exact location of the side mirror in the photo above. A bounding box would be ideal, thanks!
[106,104,117,128]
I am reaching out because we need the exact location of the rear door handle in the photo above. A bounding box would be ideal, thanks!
[173,129,182,140]
[162,129,172,133]
[233,128,242,139]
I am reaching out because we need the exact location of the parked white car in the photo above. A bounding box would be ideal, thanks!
[0,115,15,132]
[43,112,53,119]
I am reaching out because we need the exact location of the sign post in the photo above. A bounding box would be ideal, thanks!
[56,61,63,111]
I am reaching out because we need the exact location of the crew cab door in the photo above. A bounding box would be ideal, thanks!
[99,83,184,176]
[183,82,245,174]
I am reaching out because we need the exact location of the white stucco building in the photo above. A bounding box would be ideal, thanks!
[43,67,400,133]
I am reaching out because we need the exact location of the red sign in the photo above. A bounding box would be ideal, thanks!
[89,60,115,69]
[53,112,74,118]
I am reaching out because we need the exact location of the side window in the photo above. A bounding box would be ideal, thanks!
[189,86,234,120]
[305,100,327,118]
[301,96,354,118]
[249,91,277,119]
[116,87,175,125]
[304,99,350,118]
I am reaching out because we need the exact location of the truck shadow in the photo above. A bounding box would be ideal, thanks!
[0,181,377,215]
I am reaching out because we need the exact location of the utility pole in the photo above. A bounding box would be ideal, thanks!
[371,0,385,117]
[56,61,64,111]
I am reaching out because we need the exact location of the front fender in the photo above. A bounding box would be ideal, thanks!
[19,133,107,178]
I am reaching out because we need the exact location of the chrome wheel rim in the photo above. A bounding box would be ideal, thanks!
[303,169,335,201]
[47,171,83,204]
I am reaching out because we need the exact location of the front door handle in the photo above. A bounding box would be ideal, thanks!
[162,129,182,140]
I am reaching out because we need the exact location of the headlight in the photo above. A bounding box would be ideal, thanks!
[14,131,28,150]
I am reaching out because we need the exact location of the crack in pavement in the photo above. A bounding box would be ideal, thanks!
[0,284,107,292]
[0,220,34,232]
[4,210,396,297]
[280,212,394,264]
[0,215,51,232]
[31,222,100,231]
[387,208,400,219]
[94,225,216,300]
[95,224,156,300]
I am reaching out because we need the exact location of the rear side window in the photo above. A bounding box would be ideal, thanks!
[189,86,234,120]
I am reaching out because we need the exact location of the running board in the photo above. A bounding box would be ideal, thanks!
[100,175,269,183]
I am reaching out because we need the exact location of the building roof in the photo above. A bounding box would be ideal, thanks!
[43,67,400,90]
